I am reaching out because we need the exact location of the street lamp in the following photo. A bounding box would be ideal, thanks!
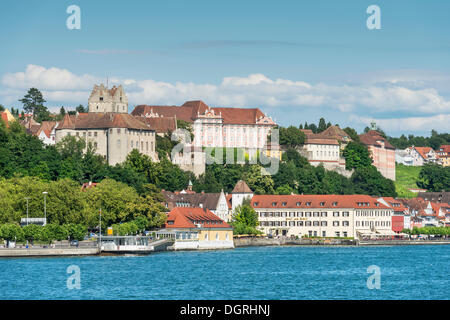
[24,197,30,226]
[42,192,48,224]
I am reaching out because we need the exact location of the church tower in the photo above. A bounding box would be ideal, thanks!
[88,84,128,113]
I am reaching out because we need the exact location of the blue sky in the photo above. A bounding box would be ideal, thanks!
[1,0,449,136]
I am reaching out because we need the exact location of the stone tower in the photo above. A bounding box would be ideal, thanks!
[231,180,254,210]
[88,84,128,113]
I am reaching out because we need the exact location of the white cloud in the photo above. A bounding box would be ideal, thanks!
[352,114,450,133]
[2,64,99,91]
[1,65,449,135]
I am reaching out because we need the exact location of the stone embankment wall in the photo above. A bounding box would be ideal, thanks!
[234,237,357,247]
[0,248,100,257]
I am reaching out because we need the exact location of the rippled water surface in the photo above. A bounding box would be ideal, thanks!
[0,245,449,299]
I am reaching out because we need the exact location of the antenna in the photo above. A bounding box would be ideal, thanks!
[106,76,109,89]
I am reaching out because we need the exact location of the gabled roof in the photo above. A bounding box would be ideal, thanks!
[359,130,395,150]
[163,207,231,229]
[232,180,253,193]
[437,145,450,154]
[57,113,152,130]
[162,191,222,211]
[319,125,352,142]
[410,146,434,160]
[37,121,58,138]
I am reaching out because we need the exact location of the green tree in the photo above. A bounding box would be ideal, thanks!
[19,88,46,116]
[343,142,372,170]
[230,203,260,235]
[0,223,24,246]
[417,163,450,192]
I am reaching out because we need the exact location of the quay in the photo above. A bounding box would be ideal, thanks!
[0,247,100,257]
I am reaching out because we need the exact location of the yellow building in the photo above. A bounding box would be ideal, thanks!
[163,207,234,250]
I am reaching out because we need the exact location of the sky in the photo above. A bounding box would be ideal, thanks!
[1,0,449,137]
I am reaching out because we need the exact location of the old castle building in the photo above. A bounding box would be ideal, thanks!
[55,84,157,166]
[88,84,128,113]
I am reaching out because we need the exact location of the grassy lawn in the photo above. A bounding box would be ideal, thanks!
[395,164,422,198]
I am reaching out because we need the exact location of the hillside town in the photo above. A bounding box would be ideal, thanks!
[0,84,449,252]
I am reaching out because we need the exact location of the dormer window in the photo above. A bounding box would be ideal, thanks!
[272,202,277,206]
[282,202,287,206]
[254,202,259,207]
[320,202,325,206]
[296,202,301,206]
[332,202,338,206]
[306,202,311,207]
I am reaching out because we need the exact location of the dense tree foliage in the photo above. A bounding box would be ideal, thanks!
[342,142,373,170]
[230,200,261,235]
[416,163,450,192]
[387,130,450,150]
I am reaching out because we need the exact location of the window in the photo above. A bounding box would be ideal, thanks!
[94,132,97,137]
[333,221,339,226]
[333,212,340,217]
[313,221,319,226]
[100,97,103,101]
[117,139,121,148]
[131,141,134,148]
[305,221,312,226]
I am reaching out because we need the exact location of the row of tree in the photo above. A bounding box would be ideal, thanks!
[403,226,450,236]
[0,223,87,246]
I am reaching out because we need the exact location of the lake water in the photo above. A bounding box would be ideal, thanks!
[0,245,449,300]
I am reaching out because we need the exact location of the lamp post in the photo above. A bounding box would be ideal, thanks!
[24,197,30,226]
[42,192,48,224]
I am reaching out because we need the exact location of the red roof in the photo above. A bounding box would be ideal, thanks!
[437,145,450,155]
[411,146,433,160]
[251,194,391,209]
[58,113,151,130]
[359,130,395,150]
[163,207,231,229]
[131,100,275,126]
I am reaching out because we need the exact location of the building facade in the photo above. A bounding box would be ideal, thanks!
[359,130,396,180]
[250,194,394,238]
[131,100,277,151]
[56,84,157,166]
[88,84,128,113]
[162,207,234,250]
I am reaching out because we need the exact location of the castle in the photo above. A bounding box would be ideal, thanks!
[55,84,157,166]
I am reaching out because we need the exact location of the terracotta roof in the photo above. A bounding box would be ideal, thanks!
[301,129,339,146]
[162,191,222,211]
[251,194,391,210]
[359,130,395,150]
[37,121,58,138]
[137,116,177,133]
[232,180,253,193]
[319,126,352,142]
[437,145,450,155]
[411,146,433,160]
[163,207,231,229]
[57,113,152,130]
[131,100,275,126]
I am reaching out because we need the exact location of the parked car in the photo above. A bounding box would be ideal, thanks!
[70,240,79,247]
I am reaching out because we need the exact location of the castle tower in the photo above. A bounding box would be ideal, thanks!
[88,84,128,113]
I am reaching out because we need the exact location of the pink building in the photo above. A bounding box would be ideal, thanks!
[359,130,396,180]
[131,100,276,151]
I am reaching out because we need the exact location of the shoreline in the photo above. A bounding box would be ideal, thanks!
[1,239,449,257]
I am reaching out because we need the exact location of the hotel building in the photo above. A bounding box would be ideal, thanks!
[249,194,394,238]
